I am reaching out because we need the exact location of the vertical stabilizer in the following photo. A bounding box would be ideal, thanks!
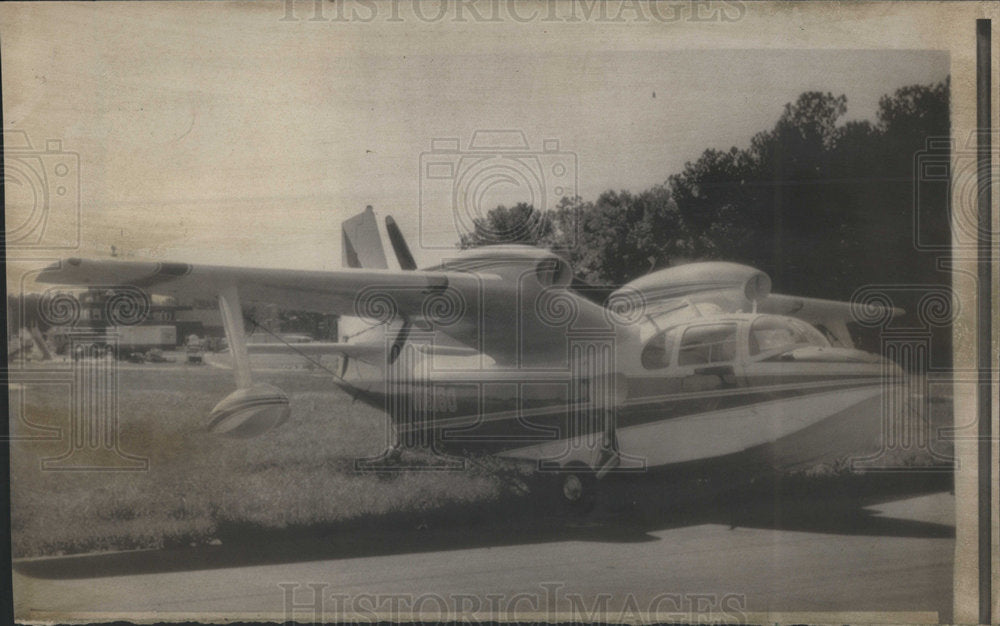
[341,206,389,269]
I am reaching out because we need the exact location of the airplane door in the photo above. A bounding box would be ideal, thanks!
[674,322,740,394]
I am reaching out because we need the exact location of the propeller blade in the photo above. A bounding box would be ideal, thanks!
[385,216,418,270]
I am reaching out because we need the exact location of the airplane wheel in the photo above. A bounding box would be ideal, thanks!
[560,461,597,514]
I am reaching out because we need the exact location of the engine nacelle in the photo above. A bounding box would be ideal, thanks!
[206,383,290,438]
[444,245,573,289]
[616,261,771,305]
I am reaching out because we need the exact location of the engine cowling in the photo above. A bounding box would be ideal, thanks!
[614,261,772,308]
[442,245,573,289]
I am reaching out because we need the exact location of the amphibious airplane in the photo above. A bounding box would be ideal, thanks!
[36,206,903,509]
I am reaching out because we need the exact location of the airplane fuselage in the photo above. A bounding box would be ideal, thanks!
[336,304,899,473]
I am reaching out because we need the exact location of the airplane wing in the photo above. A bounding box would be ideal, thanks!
[760,293,905,320]
[759,293,905,347]
[35,257,499,324]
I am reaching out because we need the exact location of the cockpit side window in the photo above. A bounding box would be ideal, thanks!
[749,316,830,356]
[678,323,738,366]
[640,327,678,370]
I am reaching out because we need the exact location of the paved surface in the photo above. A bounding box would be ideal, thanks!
[14,490,953,623]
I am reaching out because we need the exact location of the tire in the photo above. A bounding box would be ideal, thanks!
[560,461,597,514]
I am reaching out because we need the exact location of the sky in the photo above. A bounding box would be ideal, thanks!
[2,2,950,275]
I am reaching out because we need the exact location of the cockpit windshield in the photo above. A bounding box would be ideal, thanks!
[748,316,830,356]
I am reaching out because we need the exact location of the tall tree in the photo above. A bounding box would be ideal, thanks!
[458,80,950,362]
[458,203,555,249]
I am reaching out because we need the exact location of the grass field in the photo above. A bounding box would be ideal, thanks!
[9,361,954,558]
[10,363,517,558]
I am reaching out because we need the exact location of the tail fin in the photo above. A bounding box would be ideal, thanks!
[385,216,417,270]
[341,206,388,269]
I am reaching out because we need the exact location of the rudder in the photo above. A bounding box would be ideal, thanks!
[341,205,389,269]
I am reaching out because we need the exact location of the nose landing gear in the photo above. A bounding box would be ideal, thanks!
[555,414,622,514]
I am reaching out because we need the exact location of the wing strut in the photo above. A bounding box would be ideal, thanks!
[205,284,291,438]
[219,285,252,389]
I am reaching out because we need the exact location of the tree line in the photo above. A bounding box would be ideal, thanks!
[459,80,951,364]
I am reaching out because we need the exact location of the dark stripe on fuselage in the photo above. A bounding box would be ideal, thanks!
[626,372,877,396]
[344,375,885,457]
[619,377,882,430]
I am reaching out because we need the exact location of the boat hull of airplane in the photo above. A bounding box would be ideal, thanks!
[504,381,891,473]
[347,367,897,475]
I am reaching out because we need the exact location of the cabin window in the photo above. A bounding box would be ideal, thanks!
[678,323,737,366]
[640,327,679,370]
[748,316,830,356]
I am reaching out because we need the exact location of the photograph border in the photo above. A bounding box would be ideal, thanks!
[1,2,997,624]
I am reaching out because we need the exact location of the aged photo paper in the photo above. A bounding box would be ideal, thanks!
[2,1,997,624]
